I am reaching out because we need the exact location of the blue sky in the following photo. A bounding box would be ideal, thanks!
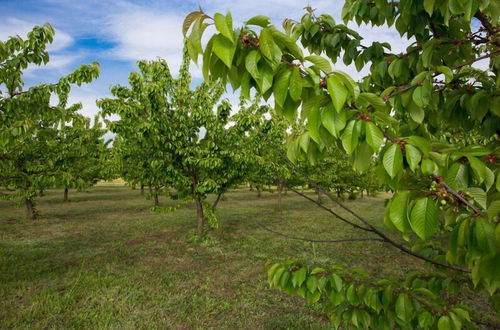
[1,0,414,120]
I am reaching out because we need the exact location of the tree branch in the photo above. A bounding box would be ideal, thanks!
[256,220,384,243]
[257,129,471,273]
[212,191,224,209]
[432,175,485,217]
[287,185,373,232]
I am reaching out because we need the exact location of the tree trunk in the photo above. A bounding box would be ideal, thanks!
[317,188,322,204]
[195,197,205,237]
[249,184,253,191]
[277,181,283,212]
[24,198,36,219]
[148,185,152,195]
[360,190,364,198]
[257,187,261,198]
[140,184,144,196]
[153,187,159,206]
[63,188,69,202]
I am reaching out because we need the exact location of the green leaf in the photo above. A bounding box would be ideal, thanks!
[341,120,360,155]
[289,66,303,102]
[389,191,412,233]
[406,136,430,155]
[271,30,304,60]
[307,107,321,144]
[272,267,285,286]
[445,163,468,190]
[383,143,403,178]
[183,11,203,36]
[246,15,271,27]
[437,65,453,83]
[273,69,291,107]
[468,156,486,184]
[410,197,438,240]
[365,122,384,152]
[213,34,236,68]
[437,315,452,330]
[353,142,373,173]
[306,276,319,293]
[413,86,430,107]
[409,104,425,123]
[299,132,310,153]
[331,274,343,292]
[327,75,348,112]
[305,55,332,74]
[245,50,261,81]
[293,267,307,287]
[267,263,280,282]
[259,28,275,61]
[466,187,487,209]
[423,0,435,15]
[395,293,414,322]
[358,93,386,111]
[346,284,360,305]
[421,158,438,176]
[405,144,422,172]
[214,13,234,42]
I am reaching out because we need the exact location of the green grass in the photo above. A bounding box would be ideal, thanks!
[0,186,494,329]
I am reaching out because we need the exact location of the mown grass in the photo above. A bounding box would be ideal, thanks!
[0,186,495,329]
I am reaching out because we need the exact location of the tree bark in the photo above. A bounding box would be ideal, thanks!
[317,188,322,204]
[63,188,69,202]
[24,198,36,219]
[153,187,159,206]
[257,187,261,198]
[277,181,283,212]
[140,184,144,196]
[148,185,152,195]
[195,196,205,236]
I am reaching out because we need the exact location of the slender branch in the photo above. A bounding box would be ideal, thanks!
[256,220,384,243]
[287,186,373,232]
[258,129,471,273]
[432,175,484,216]
[212,191,224,209]
[474,11,496,36]
[388,50,500,99]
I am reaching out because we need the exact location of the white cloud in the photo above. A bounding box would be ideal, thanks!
[104,9,192,75]
[0,17,73,52]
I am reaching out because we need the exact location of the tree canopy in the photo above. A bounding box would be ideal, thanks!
[0,24,100,218]
[184,0,499,328]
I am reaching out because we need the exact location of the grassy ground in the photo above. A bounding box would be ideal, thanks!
[0,186,494,329]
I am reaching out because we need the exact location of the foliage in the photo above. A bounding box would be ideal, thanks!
[54,114,109,201]
[184,1,499,327]
[99,50,252,235]
[0,24,99,218]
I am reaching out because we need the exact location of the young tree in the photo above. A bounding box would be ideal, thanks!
[0,24,99,218]
[99,52,251,235]
[55,114,108,202]
[233,102,293,210]
[184,1,499,327]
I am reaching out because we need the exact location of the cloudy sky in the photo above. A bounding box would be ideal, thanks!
[1,0,414,120]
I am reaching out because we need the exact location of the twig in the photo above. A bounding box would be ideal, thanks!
[212,191,224,209]
[433,175,484,216]
[256,220,383,243]
[287,186,373,232]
